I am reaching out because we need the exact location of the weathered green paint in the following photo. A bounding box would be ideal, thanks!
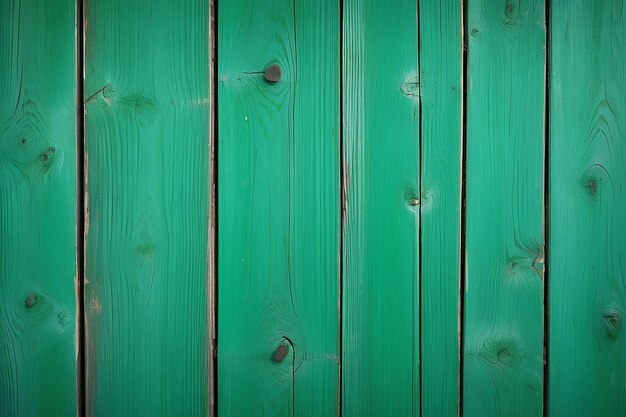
[419,1,463,416]
[0,0,77,415]
[342,1,420,415]
[217,1,340,416]
[83,0,209,415]
[549,1,626,416]
[3,2,626,415]
[463,1,545,416]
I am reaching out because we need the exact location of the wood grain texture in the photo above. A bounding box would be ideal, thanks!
[83,0,209,415]
[208,1,217,416]
[342,1,420,415]
[549,1,626,416]
[419,1,463,416]
[463,1,545,416]
[217,1,340,416]
[0,0,77,415]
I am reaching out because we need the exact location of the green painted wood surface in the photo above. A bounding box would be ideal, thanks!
[342,1,420,415]
[0,0,77,415]
[463,1,545,416]
[549,1,626,416]
[83,0,209,415]
[3,3,626,414]
[217,1,340,416]
[419,1,463,416]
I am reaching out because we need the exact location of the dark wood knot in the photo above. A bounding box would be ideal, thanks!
[272,343,289,362]
[264,64,282,84]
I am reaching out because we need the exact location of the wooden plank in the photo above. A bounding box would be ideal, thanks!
[419,0,463,416]
[549,1,626,416]
[463,1,545,416]
[0,0,77,415]
[208,0,217,416]
[342,0,420,415]
[83,1,209,415]
[217,1,340,416]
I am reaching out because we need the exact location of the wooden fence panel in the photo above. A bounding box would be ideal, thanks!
[4,2,626,416]
[0,1,78,416]
[419,1,463,416]
[342,1,420,415]
[549,1,626,416]
[463,1,546,416]
[83,0,210,415]
[217,1,340,416]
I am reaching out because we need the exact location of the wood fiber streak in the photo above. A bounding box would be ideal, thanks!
[342,1,420,416]
[217,1,340,416]
[463,1,546,416]
[0,1,77,416]
[83,1,209,415]
[549,1,626,416]
[419,1,463,416]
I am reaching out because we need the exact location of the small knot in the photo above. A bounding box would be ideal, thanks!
[401,77,419,97]
[57,310,69,326]
[405,191,422,209]
[504,1,519,26]
[589,179,597,196]
[603,309,622,338]
[470,28,480,38]
[497,347,514,364]
[39,147,55,172]
[25,293,38,308]
[581,164,610,200]
[506,260,521,277]
[272,343,289,362]
[264,64,282,84]
[483,336,519,368]
[505,1,515,16]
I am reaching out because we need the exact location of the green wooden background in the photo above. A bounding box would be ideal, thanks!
[1,1,625,416]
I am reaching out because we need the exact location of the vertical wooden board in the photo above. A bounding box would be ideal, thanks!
[0,1,77,416]
[463,1,545,416]
[549,1,626,416]
[419,1,463,416]
[217,1,340,416]
[208,1,217,415]
[342,1,420,416]
[83,0,209,415]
